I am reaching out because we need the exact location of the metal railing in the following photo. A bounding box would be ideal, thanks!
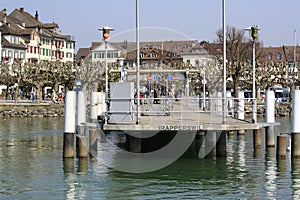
[106,96,257,123]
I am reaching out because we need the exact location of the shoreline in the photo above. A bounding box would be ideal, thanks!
[0,100,291,118]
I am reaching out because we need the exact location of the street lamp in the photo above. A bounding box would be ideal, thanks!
[99,26,114,124]
[245,25,260,123]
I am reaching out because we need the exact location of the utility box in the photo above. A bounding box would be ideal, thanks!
[109,82,134,123]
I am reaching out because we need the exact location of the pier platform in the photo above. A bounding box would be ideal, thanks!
[103,101,259,132]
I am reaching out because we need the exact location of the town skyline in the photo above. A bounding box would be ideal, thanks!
[3,0,300,51]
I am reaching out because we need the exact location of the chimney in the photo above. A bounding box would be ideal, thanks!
[35,11,39,20]
[20,7,24,13]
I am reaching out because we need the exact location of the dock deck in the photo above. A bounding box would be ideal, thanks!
[103,100,259,132]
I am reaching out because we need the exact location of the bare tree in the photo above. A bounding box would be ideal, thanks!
[215,26,263,97]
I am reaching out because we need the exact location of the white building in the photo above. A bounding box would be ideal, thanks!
[91,42,120,63]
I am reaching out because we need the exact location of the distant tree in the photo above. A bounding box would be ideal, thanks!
[0,62,17,99]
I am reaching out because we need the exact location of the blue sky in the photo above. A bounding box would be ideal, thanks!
[2,0,300,51]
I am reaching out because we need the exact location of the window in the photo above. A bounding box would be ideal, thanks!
[276,53,281,60]
[14,51,18,58]
[1,50,6,57]
[150,52,157,58]
[20,52,24,59]
[66,52,73,58]
[140,53,144,58]
[268,53,273,60]
[8,50,12,57]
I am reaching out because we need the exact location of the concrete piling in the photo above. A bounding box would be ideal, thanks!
[205,131,216,157]
[63,91,76,158]
[129,135,142,153]
[265,90,275,147]
[276,135,286,158]
[291,90,300,157]
[216,131,226,156]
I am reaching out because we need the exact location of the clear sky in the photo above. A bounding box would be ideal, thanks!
[2,0,300,52]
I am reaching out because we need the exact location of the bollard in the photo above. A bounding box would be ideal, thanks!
[253,129,262,147]
[63,91,76,158]
[276,135,286,158]
[292,90,300,157]
[76,135,88,158]
[265,90,275,147]
[89,128,98,158]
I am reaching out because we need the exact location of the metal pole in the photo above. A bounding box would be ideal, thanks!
[252,41,257,123]
[105,40,108,124]
[136,0,141,124]
[203,69,206,110]
[222,0,227,124]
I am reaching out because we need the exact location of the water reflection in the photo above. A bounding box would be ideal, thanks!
[265,148,277,199]
[292,159,300,198]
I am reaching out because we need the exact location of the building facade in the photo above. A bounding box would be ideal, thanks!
[0,7,75,64]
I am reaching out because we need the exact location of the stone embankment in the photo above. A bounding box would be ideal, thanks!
[245,102,291,117]
[0,101,292,118]
[0,102,64,118]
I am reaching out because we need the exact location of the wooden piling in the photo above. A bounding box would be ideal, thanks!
[63,132,75,158]
[89,128,98,158]
[253,129,261,147]
[76,135,88,158]
[63,91,76,158]
[276,135,286,158]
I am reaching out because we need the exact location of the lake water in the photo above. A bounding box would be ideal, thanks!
[0,117,299,199]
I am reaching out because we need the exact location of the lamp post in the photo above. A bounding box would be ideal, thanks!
[222,0,227,124]
[201,68,207,110]
[185,69,190,97]
[245,25,260,124]
[99,26,114,124]
[136,0,141,124]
